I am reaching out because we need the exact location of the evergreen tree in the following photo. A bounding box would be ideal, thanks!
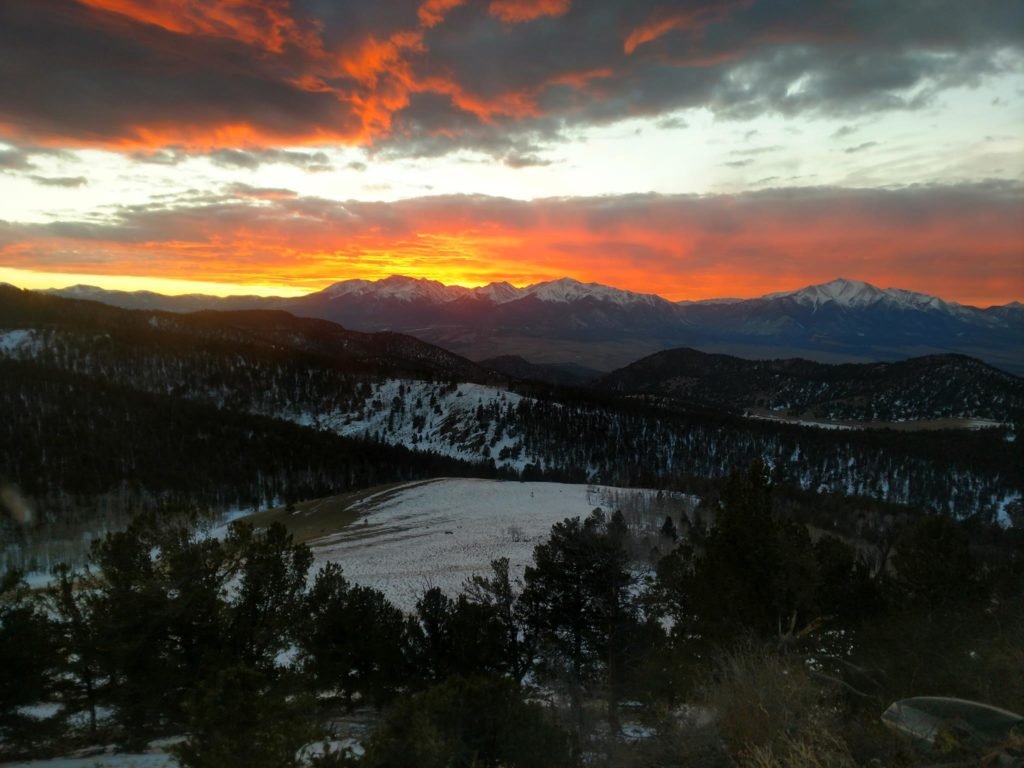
[47,565,103,736]
[893,514,978,607]
[224,521,312,672]
[520,510,636,738]
[361,675,572,768]
[660,515,678,542]
[84,513,317,744]
[172,665,318,768]
[300,563,409,709]
[0,570,58,755]
[659,461,823,645]
[463,557,533,684]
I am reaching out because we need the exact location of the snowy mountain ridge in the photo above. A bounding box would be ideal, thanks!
[45,275,1018,313]
[313,274,1005,313]
[317,275,664,307]
[764,277,961,313]
[34,276,1024,374]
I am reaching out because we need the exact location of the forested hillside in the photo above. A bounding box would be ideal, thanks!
[1,289,1020,549]
[0,359,494,571]
[600,348,1024,422]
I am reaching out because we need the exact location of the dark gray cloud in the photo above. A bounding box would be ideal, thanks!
[0,147,34,171]
[225,182,299,199]
[28,175,88,187]
[0,1,355,145]
[731,145,784,157]
[6,179,1021,245]
[657,116,688,130]
[0,0,1020,160]
[208,149,334,172]
[131,149,187,166]
[0,144,74,171]
[844,141,879,154]
[502,152,554,168]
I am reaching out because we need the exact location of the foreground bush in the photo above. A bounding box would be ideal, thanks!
[361,675,573,768]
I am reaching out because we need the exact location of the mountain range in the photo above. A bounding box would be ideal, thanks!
[42,276,1024,374]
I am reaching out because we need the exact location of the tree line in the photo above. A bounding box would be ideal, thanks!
[2,463,1021,766]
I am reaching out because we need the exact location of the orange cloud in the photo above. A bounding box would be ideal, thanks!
[418,0,467,28]
[624,2,750,54]
[76,0,320,54]
[488,0,571,24]
[1,189,1021,306]
[6,0,588,152]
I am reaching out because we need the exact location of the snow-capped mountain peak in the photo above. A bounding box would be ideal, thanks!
[48,284,116,300]
[766,277,959,313]
[765,277,884,308]
[318,275,659,307]
[321,275,469,303]
[471,281,524,303]
[523,277,658,306]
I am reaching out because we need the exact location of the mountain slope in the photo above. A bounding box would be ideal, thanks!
[3,286,494,384]
[44,276,1024,373]
[599,348,1024,423]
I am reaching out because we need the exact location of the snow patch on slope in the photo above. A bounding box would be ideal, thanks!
[0,328,42,356]
[310,379,546,473]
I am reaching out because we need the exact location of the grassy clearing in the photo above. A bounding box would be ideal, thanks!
[241,480,438,545]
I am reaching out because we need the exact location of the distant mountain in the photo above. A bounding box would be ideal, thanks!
[600,347,1024,423]
[4,285,494,384]
[312,274,662,307]
[43,284,282,313]
[44,276,1024,374]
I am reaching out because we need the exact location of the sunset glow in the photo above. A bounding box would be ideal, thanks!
[0,0,1021,304]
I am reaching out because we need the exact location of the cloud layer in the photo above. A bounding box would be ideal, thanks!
[1,0,1020,155]
[3,183,1021,305]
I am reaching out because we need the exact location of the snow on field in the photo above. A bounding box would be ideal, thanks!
[746,411,859,430]
[309,479,678,612]
[0,753,174,767]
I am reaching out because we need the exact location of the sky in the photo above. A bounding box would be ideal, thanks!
[0,0,1022,305]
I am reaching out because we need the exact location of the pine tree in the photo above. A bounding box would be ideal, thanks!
[520,510,636,739]
[172,665,317,768]
[463,557,532,684]
[300,563,409,709]
[0,570,59,754]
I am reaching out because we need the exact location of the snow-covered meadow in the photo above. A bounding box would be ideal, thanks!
[0,748,174,767]
[308,478,689,612]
